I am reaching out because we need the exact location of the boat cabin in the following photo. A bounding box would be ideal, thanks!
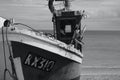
[48,0,83,51]
[53,11,82,44]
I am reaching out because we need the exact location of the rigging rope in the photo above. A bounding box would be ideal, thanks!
[2,27,12,80]
[2,27,7,70]
[5,27,18,80]
[14,23,39,32]
[2,27,17,80]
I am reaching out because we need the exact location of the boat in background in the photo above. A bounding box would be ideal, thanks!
[0,0,86,80]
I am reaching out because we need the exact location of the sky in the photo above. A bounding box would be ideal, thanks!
[0,0,120,30]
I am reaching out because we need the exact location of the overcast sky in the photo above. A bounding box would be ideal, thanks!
[0,0,120,30]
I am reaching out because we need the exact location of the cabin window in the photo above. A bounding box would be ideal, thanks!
[65,25,71,33]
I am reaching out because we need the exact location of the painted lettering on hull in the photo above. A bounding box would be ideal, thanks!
[24,52,55,72]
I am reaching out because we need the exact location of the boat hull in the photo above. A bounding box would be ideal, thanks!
[11,41,81,80]
[0,27,82,80]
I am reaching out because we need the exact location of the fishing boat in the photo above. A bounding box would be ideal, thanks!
[0,0,85,80]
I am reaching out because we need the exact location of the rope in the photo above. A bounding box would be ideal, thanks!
[2,27,17,80]
[5,27,18,80]
[14,23,39,32]
[2,27,12,80]
[4,69,13,80]
[2,27,7,69]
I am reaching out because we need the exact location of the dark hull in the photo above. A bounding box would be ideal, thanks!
[11,41,81,80]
